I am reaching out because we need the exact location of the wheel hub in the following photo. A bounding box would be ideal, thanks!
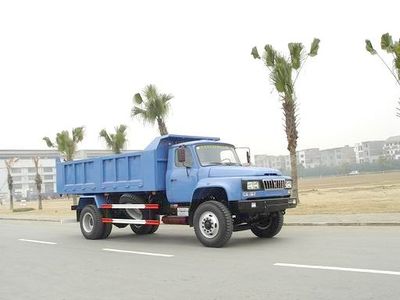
[255,215,273,230]
[82,212,94,233]
[199,211,219,239]
[204,220,212,230]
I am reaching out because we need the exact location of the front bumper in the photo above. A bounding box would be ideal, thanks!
[231,197,297,214]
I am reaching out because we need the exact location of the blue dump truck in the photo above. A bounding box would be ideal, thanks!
[56,135,297,247]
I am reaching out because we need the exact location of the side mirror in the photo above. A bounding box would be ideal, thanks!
[236,147,251,166]
[177,147,186,163]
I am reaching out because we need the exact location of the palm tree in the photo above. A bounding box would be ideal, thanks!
[32,156,43,210]
[251,39,320,202]
[43,127,84,205]
[397,101,400,118]
[132,84,173,135]
[365,33,400,117]
[43,127,85,161]
[4,158,18,211]
[99,124,128,154]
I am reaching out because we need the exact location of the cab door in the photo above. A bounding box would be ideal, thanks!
[166,147,199,203]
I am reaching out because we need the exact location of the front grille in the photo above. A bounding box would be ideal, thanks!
[263,179,285,189]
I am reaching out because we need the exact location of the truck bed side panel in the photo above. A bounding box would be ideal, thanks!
[56,151,163,195]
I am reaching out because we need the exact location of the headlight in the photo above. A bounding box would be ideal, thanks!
[285,180,292,189]
[247,181,261,190]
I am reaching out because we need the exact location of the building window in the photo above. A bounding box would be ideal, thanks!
[11,168,22,174]
[14,184,22,190]
[44,183,54,193]
[43,167,54,173]
[28,175,35,181]
[27,167,36,173]
[44,175,53,180]
[13,176,22,182]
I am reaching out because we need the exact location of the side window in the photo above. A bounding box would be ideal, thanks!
[175,148,193,167]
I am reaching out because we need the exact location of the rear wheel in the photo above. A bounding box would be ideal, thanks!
[193,201,233,248]
[101,221,113,239]
[80,204,111,239]
[250,212,284,238]
[119,194,159,235]
[113,224,128,229]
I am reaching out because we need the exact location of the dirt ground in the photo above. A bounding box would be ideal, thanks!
[1,171,399,217]
[291,171,400,215]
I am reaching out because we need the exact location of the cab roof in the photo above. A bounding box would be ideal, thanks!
[145,134,220,151]
[173,140,233,148]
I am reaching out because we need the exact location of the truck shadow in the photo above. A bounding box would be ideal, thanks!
[105,228,286,249]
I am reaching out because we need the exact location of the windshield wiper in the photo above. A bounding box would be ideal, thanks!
[204,162,223,166]
[221,162,241,166]
[204,162,242,166]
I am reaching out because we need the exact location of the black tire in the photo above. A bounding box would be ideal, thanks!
[80,204,111,240]
[102,222,113,239]
[147,224,160,234]
[193,201,233,248]
[250,212,284,238]
[113,224,128,229]
[119,194,159,235]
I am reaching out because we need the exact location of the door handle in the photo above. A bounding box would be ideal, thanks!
[170,178,177,182]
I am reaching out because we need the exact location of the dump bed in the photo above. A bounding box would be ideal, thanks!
[56,134,219,196]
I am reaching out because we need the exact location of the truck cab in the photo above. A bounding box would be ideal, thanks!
[57,134,297,247]
[165,140,296,234]
[167,140,293,203]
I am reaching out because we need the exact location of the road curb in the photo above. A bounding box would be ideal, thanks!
[285,222,400,226]
[1,217,399,226]
[0,217,75,224]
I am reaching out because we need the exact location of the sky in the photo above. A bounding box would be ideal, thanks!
[0,0,399,156]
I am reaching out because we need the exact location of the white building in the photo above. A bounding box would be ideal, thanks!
[0,150,60,201]
[254,154,290,171]
[0,149,134,202]
[383,136,400,160]
[297,148,321,169]
[354,141,385,163]
[320,145,356,167]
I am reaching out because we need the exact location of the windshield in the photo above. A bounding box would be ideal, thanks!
[195,144,242,166]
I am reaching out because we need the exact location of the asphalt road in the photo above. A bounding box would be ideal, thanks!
[0,221,399,300]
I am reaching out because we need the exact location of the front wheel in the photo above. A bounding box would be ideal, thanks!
[250,212,284,238]
[193,201,233,248]
[80,204,112,240]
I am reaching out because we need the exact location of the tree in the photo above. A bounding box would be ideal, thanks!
[33,156,43,210]
[397,101,400,118]
[365,33,400,117]
[99,124,128,154]
[43,127,85,161]
[251,38,320,202]
[4,158,18,211]
[132,84,173,135]
[43,127,84,205]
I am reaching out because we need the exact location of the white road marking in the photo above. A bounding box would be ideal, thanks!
[103,248,174,258]
[18,239,57,245]
[274,263,400,276]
